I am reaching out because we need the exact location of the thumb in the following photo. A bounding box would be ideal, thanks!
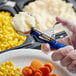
[41,44,50,54]
[56,17,76,33]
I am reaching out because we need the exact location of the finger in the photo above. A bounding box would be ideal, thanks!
[67,60,76,73]
[52,46,74,61]
[41,43,50,54]
[56,17,76,33]
[56,36,72,45]
[61,50,76,67]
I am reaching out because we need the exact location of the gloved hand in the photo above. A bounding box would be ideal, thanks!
[41,17,76,73]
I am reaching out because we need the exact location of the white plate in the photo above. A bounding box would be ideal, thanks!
[0,49,75,76]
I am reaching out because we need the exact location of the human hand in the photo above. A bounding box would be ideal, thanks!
[41,17,76,73]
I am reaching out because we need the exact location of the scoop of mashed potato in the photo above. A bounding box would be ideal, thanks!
[12,12,36,32]
[23,0,76,33]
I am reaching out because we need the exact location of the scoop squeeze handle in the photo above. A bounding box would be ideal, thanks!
[31,31,66,49]
[49,40,66,49]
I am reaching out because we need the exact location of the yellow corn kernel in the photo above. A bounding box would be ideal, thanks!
[0,71,3,76]
[0,61,22,76]
[0,11,27,51]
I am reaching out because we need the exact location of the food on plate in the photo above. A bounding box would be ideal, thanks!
[0,60,57,76]
[22,60,57,76]
[0,11,27,51]
[22,66,33,75]
[22,60,42,75]
[33,70,42,76]
[50,73,57,76]
[0,61,22,76]
[44,62,53,72]
[30,60,42,71]
[39,67,50,76]
[12,12,36,33]
[23,0,76,33]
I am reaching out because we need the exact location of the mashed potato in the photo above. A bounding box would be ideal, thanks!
[23,0,76,33]
[12,12,36,32]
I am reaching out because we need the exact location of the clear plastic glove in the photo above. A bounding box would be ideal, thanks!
[41,17,76,73]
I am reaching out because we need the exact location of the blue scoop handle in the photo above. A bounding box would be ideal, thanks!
[49,40,66,49]
[31,31,66,49]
